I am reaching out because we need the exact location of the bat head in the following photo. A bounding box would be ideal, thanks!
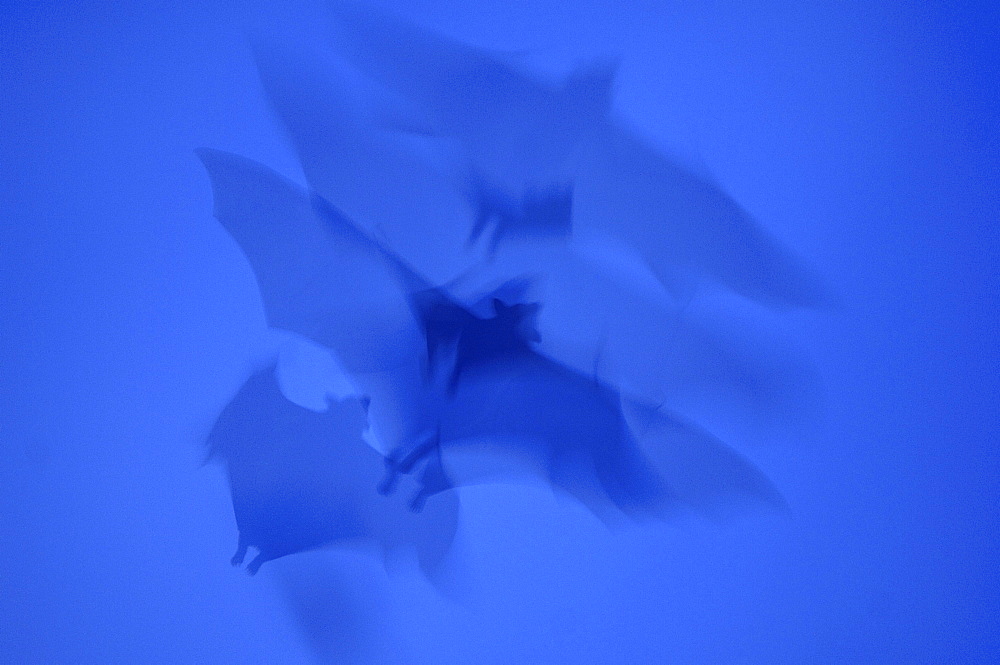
[491,298,542,344]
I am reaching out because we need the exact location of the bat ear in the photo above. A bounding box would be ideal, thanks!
[491,298,507,314]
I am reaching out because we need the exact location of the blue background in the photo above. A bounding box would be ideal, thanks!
[1,1,996,662]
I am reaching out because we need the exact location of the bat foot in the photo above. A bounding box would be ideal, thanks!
[230,538,248,567]
[246,554,265,576]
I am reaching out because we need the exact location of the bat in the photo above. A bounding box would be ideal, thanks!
[378,296,784,520]
[325,3,827,308]
[204,362,458,577]
[327,1,613,193]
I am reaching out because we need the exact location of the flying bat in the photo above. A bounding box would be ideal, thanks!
[327,1,612,193]
[204,362,458,577]
[300,195,680,521]
[197,148,664,518]
[378,295,784,520]
[325,3,826,308]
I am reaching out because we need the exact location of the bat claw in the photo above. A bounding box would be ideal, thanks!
[246,555,264,576]
[230,539,248,567]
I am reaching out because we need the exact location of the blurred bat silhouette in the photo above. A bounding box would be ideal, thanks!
[253,43,818,426]
[379,295,670,519]
[327,2,611,193]
[205,362,458,577]
[272,550,399,664]
[302,195,683,519]
[304,195,671,518]
[326,3,826,308]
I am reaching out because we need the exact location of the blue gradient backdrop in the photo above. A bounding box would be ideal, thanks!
[1,1,996,663]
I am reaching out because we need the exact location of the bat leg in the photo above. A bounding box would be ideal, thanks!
[409,447,452,513]
[409,487,430,513]
[246,552,267,576]
[379,431,439,496]
[230,534,248,567]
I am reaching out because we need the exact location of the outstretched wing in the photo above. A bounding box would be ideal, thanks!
[253,44,477,284]
[196,148,423,373]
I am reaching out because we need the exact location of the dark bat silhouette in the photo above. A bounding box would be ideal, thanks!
[205,362,458,576]
[325,3,826,308]
[300,193,674,520]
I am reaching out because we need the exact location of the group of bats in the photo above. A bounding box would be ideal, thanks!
[197,4,823,581]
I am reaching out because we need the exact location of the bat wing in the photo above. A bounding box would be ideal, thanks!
[254,45,478,284]
[623,398,787,514]
[196,148,423,373]
[574,122,828,308]
[326,6,825,308]
[437,350,670,519]
[327,3,613,189]
[271,553,394,665]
